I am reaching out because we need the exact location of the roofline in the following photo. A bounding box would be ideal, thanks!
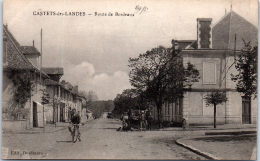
[211,12,230,29]
[42,67,64,75]
[3,25,49,78]
[21,46,41,56]
[197,18,212,21]
[23,53,41,56]
[176,40,196,42]
[181,48,240,56]
[59,84,82,97]
[3,25,34,69]
[212,11,258,30]
[182,48,240,51]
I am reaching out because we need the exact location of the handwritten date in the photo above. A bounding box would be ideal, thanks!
[135,5,148,14]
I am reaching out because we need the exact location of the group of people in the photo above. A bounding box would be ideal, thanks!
[120,108,153,131]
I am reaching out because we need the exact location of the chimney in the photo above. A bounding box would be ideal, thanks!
[197,18,212,49]
[74,85,78,94]
[171,39,179,50]
[33,40,34,47]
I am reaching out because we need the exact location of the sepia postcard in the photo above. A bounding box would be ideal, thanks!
[2,0,258,160]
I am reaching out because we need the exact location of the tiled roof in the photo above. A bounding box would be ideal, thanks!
[177,40,197,49]
[185,41,198,49]
[21,46,40,55]
[3,25,35,70]
[42,67,64,75]
[212,11,258,49]
[44,79,60,86]
[3,25,49,78]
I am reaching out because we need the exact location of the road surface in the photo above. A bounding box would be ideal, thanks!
[2,119,205,159]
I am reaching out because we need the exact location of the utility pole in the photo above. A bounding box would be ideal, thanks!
[234,34,237,60]
[40,28,45,129]
[40,28,42,86]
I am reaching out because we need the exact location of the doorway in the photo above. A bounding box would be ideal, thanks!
[33,102,38,127]
[60,103,65,122]
[242,96,251,124]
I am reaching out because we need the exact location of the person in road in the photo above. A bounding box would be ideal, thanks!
[127,109,133,128]
[182,117,187,130]
[69,109,82,141]
[140,111,146,131]
[145,108,152,130]
[122,112,130,131]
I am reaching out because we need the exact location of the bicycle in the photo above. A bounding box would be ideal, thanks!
[71,124,81,143]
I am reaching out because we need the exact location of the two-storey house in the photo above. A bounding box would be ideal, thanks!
[157,11,257,126]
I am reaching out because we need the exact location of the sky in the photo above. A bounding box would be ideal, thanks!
[3,0,258,100]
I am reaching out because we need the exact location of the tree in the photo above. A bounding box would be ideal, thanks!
[41,89,50,127]
[5,70,34,120]
[129,40,200,126]
[231,41,257,99]
[113,89,140,116]
[204,90,227,128]
[51,96,61,123]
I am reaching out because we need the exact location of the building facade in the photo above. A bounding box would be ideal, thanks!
[2,25,50,130]
[156,11,257,125]
[2,25,87,131]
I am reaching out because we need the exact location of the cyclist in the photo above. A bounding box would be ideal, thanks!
[70,109,81,142]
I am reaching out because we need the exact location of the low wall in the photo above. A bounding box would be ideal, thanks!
[188,116,225,126]
[2,120,28,132]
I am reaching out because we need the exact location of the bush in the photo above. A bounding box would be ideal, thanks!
[162,121,171,127]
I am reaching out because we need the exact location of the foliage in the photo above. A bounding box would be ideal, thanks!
[184,62,200,88]
[3,104,30,120]
[7,70,34,109]
[52,96,61,107]
[204,89,227,128]
[204,90,228,106]
[87,100,114,118]
[5,70,34,119]
[112,89,149,115]
[41,89,50,105]
[128,40,200,123]
[231,41,257,99]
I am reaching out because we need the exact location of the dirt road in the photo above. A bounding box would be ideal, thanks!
[2,119,205,160]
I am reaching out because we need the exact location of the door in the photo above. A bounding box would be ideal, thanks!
[242,97,251,124]
[53,105,57,123]
[60,103,65,122]
[33,102,38,127]
[60,107,63,122]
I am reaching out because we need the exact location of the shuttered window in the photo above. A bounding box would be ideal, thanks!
[203,62,216,84]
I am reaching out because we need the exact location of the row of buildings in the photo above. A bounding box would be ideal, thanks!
[2,25,93,131]
[151,10,257,125]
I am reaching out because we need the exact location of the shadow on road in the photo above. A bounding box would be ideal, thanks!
[99,127,118,130]
[193,134,256,142]
[56,140,73,143]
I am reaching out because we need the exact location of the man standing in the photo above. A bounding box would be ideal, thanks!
[127,109,132,128]
[145,109,152,130]
[140,111,146,131]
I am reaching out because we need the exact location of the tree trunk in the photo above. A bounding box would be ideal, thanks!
[157,108,160,125]
[43,105,45,127]
[156,104,162,128]
[214,103,216,128]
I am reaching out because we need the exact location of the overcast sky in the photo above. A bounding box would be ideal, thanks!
[3,0,258,100]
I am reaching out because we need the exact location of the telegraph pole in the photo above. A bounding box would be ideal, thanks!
[40,28,42,86]
[40,28,45,129]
